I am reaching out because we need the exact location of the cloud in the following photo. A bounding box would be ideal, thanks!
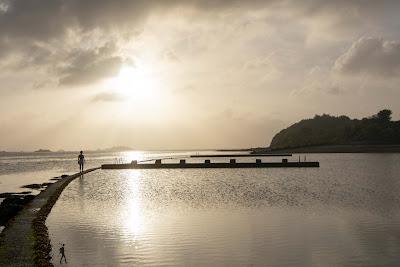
[1,0,400,88]
[1,1,399,50]
[59,56,123,86]
[91,92,124,102]
[56,42,127,86]
[334,37,400,77]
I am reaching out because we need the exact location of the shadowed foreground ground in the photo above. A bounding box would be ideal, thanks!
[0,168,99,267]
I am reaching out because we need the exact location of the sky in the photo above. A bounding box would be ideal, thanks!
[1,0,400,151]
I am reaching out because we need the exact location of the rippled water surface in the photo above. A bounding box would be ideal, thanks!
[47,154,400,266]
[0,150,196,198]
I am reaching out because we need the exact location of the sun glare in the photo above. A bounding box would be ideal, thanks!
[100,62,172,121]
[121,170,146,238]
[111,65,158,102]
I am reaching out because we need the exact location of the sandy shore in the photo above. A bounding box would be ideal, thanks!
[0,168,99,267]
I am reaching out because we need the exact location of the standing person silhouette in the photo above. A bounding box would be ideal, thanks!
[59,244,67,264]
[78,151,85,172]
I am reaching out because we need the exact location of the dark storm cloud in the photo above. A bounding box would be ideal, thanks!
[334,37,400,77]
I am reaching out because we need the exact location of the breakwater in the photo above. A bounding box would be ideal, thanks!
[0,168,99,267]
[102,160,319,169]
[190,154,292,158]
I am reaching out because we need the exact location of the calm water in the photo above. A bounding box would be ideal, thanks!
[0,150,198,198]
[46,153,400,266]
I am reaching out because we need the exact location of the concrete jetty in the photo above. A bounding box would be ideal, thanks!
[102,159,319,169]
[0,168,99,267]
[190,153,292,158]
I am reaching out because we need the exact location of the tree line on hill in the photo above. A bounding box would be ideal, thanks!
[269,109,400,150]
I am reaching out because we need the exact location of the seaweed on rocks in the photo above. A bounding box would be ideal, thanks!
[21,184,42,189]
[0,195,35,226]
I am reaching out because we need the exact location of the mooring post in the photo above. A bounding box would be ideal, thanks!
[230,159,236,164]
[256,159,261,164]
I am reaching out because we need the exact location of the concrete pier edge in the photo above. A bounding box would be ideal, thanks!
[0,167,99,267]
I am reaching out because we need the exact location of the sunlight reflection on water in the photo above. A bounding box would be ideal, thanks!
[46,153,400,266]
[121,151,145,163]
[122,170,146,239]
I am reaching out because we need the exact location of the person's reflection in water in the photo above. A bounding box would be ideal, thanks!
[79,173,85,211]
[59,243,67,264]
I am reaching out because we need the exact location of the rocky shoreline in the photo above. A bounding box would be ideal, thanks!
[0,168,99,266]
[0,176,67,229]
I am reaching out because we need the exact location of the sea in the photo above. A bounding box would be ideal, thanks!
[1,152,400,266]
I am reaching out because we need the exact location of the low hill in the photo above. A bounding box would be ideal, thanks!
[34,149,52,153]
[270,109,400,150]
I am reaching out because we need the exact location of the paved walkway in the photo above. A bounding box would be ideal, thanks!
[0,168,99,267]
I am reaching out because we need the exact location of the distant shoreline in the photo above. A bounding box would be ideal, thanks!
[252,145,400,154]
[2,145,400,156]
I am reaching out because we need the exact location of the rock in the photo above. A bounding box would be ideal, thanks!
[17,191,32,195]
[0,195,35,225]
[21,184,42,189]
[0,193,14,198]
[0,192,31,198]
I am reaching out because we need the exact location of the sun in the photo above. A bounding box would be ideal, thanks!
[111,65,158,101]
[101,62,170,119]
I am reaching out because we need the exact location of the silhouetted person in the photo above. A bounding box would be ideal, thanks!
[78,151,85,172]
[59,244,67,264]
